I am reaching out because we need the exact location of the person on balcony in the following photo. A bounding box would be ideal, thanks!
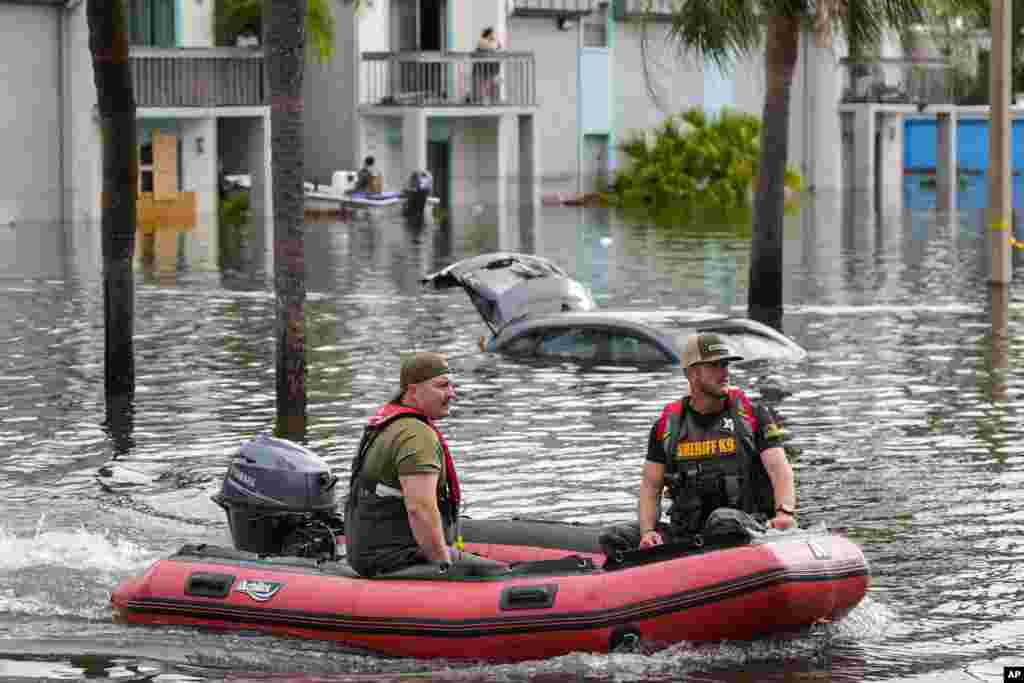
[472,27,503,104]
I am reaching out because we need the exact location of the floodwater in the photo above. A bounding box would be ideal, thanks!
[0,176,1022,682]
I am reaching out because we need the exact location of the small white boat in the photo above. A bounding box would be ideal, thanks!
[305,170,438,220]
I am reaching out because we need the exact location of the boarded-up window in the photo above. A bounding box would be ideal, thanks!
[152,131,178,199]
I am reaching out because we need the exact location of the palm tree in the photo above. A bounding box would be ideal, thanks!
[217,0,336,62]
[265,0,308,439]
[87,0,137,398]
[666,0,922,329]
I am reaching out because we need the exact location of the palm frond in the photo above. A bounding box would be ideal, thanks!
[666,0,764,70]
[840,0,925,57]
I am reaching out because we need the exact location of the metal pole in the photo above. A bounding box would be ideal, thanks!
[989,0,1012,285]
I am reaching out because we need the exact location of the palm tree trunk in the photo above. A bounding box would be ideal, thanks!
[749,14,799,331]
[87,0,137,398]
[266,0,308,439]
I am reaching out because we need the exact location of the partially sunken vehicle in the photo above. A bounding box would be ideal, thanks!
[421,252,807,367]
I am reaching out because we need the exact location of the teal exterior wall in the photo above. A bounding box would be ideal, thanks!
[579,49,611,133]
[703,64,735,116]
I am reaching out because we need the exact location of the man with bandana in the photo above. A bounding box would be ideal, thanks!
[345,352,508,577]
[600,333,796,556]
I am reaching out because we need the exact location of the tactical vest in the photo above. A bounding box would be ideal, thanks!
[344,404,458,577]
[659,389,776,534]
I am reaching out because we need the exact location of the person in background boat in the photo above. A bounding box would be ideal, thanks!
[345,352,509,578]
[599,332,797,556]
[353,156,383,195]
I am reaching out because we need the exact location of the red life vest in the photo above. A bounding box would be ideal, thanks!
[345,402,462,577]
[364,402,461,506]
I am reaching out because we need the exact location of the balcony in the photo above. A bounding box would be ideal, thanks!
[839,57,953,106]
[360,52,536,109]
[511,0,594,17]
[613,0,677,20]
[130,47,265,108]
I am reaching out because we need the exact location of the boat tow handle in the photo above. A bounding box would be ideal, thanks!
[499,584,558,610]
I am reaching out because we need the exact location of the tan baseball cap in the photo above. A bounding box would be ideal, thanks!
[682,333,743,368]
[393,352,450,401]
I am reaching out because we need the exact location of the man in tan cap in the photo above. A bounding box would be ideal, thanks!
[345,352,508,578]
[600,332,796,556]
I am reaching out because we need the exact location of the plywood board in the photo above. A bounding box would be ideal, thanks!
[152,130,178,200]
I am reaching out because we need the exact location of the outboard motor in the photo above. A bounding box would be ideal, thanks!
[212,434,343,560]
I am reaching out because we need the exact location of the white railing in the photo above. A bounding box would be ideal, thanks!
[360,51,536,108]
[130,47,264,108]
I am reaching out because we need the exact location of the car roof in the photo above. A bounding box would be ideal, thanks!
[421,252,597,332]
[496,312,807,364]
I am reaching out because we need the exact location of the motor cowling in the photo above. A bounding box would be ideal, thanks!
[212,434,342,559]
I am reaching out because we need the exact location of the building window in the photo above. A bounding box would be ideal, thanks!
[130,0,176,47]
[139,143,154,193]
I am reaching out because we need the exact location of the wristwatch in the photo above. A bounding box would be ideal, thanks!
[776,504,796,516]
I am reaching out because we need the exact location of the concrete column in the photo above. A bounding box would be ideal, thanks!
[852,105,876,192]
[936,110,958,213]
[403,110,427,184]
[180,116,218,271]
[517,114,539,206]
[877,112,904,216]
[245,113,272,275]
[494,114,514,249]
[496,113,513,209]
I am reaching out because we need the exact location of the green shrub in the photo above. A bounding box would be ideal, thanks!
[219,191,251,270]
[611,108,800,210]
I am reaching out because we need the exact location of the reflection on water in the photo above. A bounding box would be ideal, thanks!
[0,180,1022,682]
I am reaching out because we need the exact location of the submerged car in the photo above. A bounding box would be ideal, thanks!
[421,253,807,367]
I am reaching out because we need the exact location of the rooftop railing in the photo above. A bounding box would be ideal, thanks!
[360,51,536,108]
[511,0,594,16]
[613,0,677,20]
[839,57,954,106]
[130,47,265,108]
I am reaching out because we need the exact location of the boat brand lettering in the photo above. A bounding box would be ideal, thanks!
[235,579,284,601]
[229,465,256,489]
[676,437,736,460]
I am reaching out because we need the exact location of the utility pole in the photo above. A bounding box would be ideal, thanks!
[990,0,1012,285]
[990,0,1011,400]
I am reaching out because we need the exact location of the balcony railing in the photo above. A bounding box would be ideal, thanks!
[130,47,264,108]
[613,0,677,20]
[360,52,536,108]
[511,0,594,16]
[839,57,953,106]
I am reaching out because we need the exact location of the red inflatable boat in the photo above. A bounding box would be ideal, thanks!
[110,438,869,661]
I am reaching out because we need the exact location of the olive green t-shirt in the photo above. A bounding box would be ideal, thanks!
[361,417,447,495]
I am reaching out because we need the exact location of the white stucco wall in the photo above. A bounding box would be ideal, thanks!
[64,0,103,225]
[0,2,62,224]
[612,20,705,144]
[359,0,390,52]
[178,117,218,269]
[180,0,213,47]
[304,0,359,182]
[508,15,579,186]
[451,0,506,53]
